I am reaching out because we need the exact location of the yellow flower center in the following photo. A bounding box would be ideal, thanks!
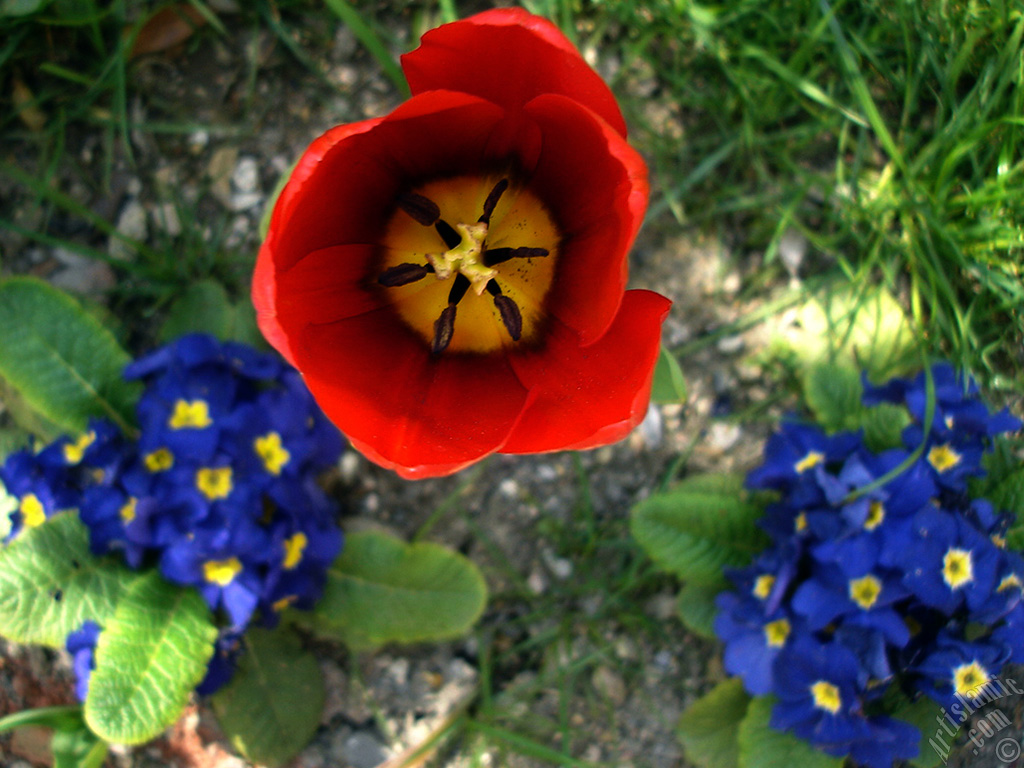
[810,680,842,713]
[953,661,991,698]
[203,557,242,586]
[254,432,290,475]
[849,574,883,610]
[997,573,1022,593]
[119,497,138,524]
[196,467,233,500]
[752,574,776,600]
[19,493,46,528]
[763,618,791,648]
[942,547,974,589]
[928,444,961,473]
[272,595,297,612]
[864,501,885,530]
[378,175,560,354]
[794,451,824,474]
[794,512,808,533]
[63,431,96,464]
[282,532,308,570]
[144,448,174,472]
[169,399,212,430]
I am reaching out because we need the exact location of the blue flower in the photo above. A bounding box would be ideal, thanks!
[895,507,1001,615]
[913,631,1010,710]
[714,590,800,695]
[745,421,861,494]
[196,630,243,696]
[770,636,872,748]
[0,448,77,540]
[66,621,102,702]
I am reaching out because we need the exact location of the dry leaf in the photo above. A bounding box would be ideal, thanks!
[12,76,46,132]
[130,4,209,60]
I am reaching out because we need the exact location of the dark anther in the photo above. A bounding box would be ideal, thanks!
[435,220,462,250]
[483,247,549,267]
[378,262,433,287]
[432,305,457,354]
[494,295,523,341]
[447,273,471,305]
[479,178,510,225]
[397,192,440,226]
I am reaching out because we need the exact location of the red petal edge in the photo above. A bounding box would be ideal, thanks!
[401,8,628,137]
[501,290,672,454]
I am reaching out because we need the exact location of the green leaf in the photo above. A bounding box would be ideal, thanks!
[51,725,109,768]
[676,581,725,639]
[0,278,139,434]
[802,361,863,433]
[311,531,488,650]
[630,474,768,585]
[85,571,217,745]
[737,696,844,768]
[652,345,688,404]
[0,705,84,734]
[159,280,233,342]
[1,0,53,16]
[776,286,921,383]
[212,627,325,767]
[990,467,1024,519]
[677,678,749,768]
[892,696,943,768]
[860,402,911,452]
[0,514,135,647]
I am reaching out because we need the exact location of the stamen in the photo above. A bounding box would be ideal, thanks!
[483,247,549,267]
[435,220,462,250]
[478,179,510,225]
[378,262,433,287]
[447,273,471,305]
[397,192,440,226]
[432,305,457,354]
[494,295,522,341]
[486,281,522,341]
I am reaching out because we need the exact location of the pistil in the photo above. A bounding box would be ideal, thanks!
[379,177,549,353]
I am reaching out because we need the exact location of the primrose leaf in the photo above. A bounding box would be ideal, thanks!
[651,345,688,404]
[630,473,768,585]
[311,530,487,650]
[676,581,726,639]
[737,696,844,768]
[678,678,750,768]
[212,626,324,767]
[0,513,136,647]
[85,571,217,745]
[0,278,139,435]
[159,279,233,341]
[802,361,863,433]
[890,696,939,768]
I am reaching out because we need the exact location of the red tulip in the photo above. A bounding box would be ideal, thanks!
[253,8,671,479]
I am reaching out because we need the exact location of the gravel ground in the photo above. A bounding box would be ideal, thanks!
[1,6,1021,768]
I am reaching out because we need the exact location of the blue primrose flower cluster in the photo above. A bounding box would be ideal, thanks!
[714,363,1023,768]
[0,334,345,696]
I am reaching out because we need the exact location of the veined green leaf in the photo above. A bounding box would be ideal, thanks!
[311,531,487,650]
[85,571,216,745]
[212,627,324,767]
[737,696,844,768]
[630,474,768,585]
[0,278,139,435]
[678,678,749,768]
[0,514,135,647]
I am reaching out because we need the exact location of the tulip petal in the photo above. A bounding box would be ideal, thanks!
[523,94,649,345]
[401,7,628,138]
[502,290,671,454]
[296,307,529,479]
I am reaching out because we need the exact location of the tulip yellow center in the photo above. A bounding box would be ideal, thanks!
[378,175,560,354]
